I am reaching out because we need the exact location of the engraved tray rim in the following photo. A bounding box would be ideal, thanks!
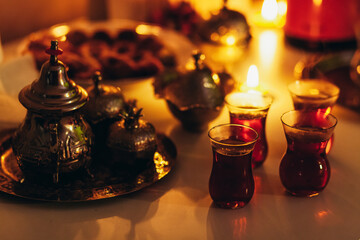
[0,129,176,202]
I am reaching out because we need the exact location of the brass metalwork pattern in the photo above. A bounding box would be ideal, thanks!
[0,129,176,202]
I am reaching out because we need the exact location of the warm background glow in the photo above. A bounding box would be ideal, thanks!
[0,0,87,43]
[259,30,278,67]
[261,0,278,21]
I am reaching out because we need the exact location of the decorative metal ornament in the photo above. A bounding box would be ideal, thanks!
[155,52,225,132]
[198,0,251,46]
[107,105,157,168]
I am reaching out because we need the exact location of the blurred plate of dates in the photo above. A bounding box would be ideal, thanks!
[20,19,195,84]
[0,129,176,202]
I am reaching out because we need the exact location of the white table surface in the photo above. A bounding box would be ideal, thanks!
[0,25,359,240]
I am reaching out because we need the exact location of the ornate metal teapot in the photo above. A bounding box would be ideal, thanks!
[12,40,93,184]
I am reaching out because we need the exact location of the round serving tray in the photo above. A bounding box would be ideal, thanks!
[0,129,176,202]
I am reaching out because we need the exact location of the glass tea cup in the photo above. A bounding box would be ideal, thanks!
[279,110,337,197]
[225,92,273,168]
[288,79,340,153]
[208,123,259,209]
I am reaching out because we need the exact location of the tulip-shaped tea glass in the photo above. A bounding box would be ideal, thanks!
[208,124,259,209]
[288,79,339,154]
[225,92,273,168]
[279,110,337,197]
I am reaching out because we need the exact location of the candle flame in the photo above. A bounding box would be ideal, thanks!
[246,65,259,88]
[261,0,278,21]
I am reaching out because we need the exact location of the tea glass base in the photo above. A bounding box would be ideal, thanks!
[213,200,248,209]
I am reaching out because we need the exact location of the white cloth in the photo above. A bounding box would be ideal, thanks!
[0,54,38,128]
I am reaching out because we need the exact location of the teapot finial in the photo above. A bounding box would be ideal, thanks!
[92,71,103,93]
[45,40,63,64]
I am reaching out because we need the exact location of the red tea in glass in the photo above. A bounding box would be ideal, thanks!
[279,110,337,197]
[225,92,273,168]
[288,79,339,154]
[229,113,267,168]
[208,124,258,209]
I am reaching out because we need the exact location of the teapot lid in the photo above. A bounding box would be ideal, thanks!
[18,40,88,115]
[84,71,125,124]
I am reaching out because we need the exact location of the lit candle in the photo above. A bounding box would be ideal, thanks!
[225,65,273,168]
[239,65,266,94]
[251,0,287,28]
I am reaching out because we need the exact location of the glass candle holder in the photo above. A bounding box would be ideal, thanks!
[225,92,273,168]
[279,110,337,197]
[288,79,340,154]
[208,124,259,209]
